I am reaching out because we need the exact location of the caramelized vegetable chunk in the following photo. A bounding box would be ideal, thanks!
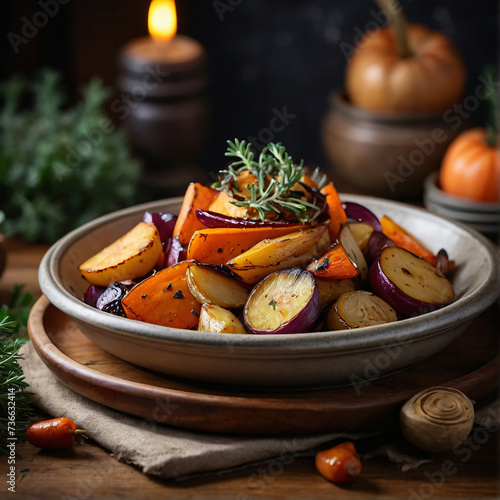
[79,222,162,287]
[173,182,218,245]
[122,262,201,329]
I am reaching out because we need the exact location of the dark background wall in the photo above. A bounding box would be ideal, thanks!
[0,0,498,176]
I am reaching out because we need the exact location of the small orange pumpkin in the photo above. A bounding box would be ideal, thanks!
[439,128,499,203]
[345,1,465,113]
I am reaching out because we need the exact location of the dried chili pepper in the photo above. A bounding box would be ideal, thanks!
[315,441,362,483]
[26,417,86,449]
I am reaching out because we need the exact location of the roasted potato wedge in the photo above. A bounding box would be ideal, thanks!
[227,225,329,285]
[187,263,250,308]
[198,304,247,333]
[79,222,162,287]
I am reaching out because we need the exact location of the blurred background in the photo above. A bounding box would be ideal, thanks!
[2,0,497,164]
[0,0,498,241]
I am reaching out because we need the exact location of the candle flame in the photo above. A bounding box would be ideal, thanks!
[148,0,177,42]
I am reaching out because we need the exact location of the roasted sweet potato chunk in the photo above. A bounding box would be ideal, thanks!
[122,262,201,329]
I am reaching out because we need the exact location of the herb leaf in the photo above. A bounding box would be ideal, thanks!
[214,139,320,223]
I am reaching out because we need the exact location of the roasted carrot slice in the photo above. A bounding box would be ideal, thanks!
[172,183,218,246]
[307,242,360,280]
[380,216,436,266]
[187,224,307,266]
[320,183,347,241]
[122,261,201,329]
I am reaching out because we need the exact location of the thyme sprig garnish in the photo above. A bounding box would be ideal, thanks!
[214,139,321,222]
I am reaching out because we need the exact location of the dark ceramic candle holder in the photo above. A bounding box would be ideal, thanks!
[117,36,209,195]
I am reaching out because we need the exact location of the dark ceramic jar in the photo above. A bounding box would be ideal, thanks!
[321,91,468,200]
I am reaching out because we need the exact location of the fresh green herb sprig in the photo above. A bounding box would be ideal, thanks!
[214,139,321,222]
[0,285,35,340]
[0,69,140,244]
[0,311,35,453]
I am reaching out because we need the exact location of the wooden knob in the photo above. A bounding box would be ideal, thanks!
[400,386,474,452]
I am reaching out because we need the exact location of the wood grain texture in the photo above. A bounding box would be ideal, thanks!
[28,295,499,435]
[3,425,498,499]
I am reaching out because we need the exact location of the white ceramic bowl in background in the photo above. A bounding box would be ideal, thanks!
[38,195,500,389]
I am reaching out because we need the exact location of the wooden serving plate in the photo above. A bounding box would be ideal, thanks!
[29,296,499,435]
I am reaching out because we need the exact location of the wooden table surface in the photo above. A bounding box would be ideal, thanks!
[1,238,499,500]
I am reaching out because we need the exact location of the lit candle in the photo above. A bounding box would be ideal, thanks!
[116,0,208,195]
[119,0,206,75]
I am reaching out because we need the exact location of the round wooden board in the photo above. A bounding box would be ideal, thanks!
[28,296,499,436]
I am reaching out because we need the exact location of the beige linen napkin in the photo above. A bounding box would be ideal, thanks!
[19,343,498,480]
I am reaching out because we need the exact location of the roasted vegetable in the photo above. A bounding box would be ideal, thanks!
[143,211,177,245]
[195,209,298,229]
[79,222,162,287]
[307,242,359,281]
[27,417,85,449]
[327,291,398,330]
[380,216,436,266]
[343,201,382,231]
[347,222,374,255]
[187,224,306,267]
[244,269,320,334]
[228,225,329,285]
[198,304,247,334]
[315,442,362,483]
[186,263,250,308]
[369,246,454,317]
[95,282,131,317]
[338,224,368,281]
[320,183,347,241]
[122,261,201,329]
[172,182,217,245]
[315,278,356,308]
[365,230,396,265]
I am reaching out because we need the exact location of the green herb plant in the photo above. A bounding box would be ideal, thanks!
[0,299,35,454]
[214,139,324,222]
[0,69,140,244]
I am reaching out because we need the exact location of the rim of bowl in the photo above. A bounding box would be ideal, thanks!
[424,171,500,214]
[39,195,500,354]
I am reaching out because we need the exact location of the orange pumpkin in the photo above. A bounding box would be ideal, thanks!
[346,19,466,114]
[439,128,499,203]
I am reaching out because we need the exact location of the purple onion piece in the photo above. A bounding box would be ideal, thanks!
[435,249,449,274]
[244,269,320,334]
[366,231,396,265]
[368,247,454,318]
[96,282,130,317]
[342,201,382,232]
[83,285,106,308]
[165,236,186,267]
[195,209,299,229]
[143,211,177,244]
[368,259,425,318]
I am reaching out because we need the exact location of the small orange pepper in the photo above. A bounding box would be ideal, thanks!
[26,417,86,449]
[315,441,362,483]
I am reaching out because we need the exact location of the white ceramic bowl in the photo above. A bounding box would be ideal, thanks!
[38,195,500,389]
